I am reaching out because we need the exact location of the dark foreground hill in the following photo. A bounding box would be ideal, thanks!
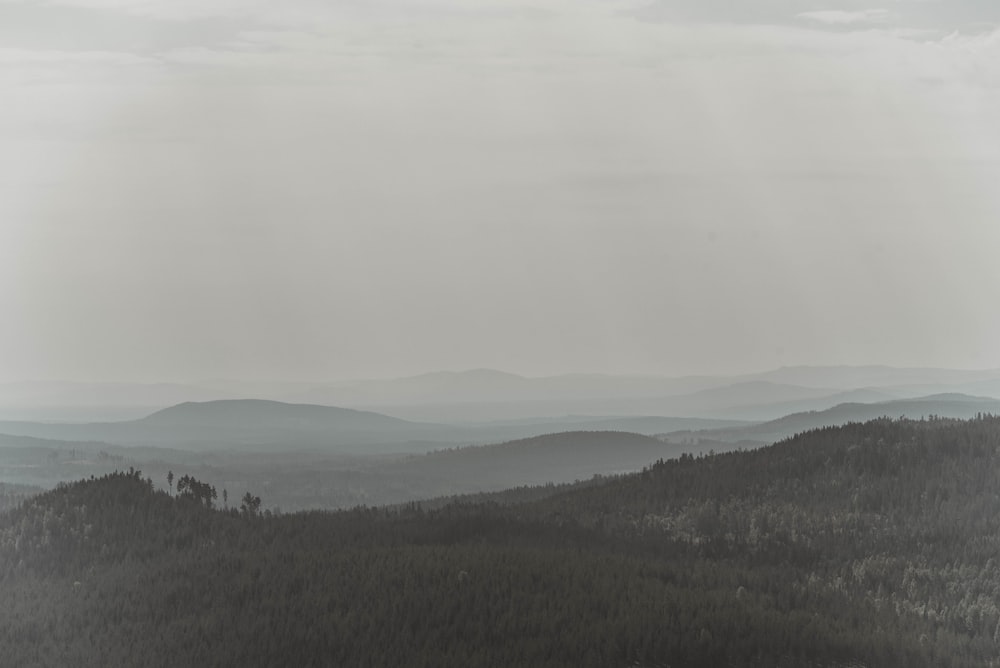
[4,416,1000,666]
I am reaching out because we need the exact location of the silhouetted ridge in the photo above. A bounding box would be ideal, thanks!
[388,430,685,491]
[673,394,1000,444]
[141,398,414,428]
[0,398,453,453]
[430,430,664,455]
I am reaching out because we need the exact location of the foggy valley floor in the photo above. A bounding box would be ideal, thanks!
[3,416,1000,666]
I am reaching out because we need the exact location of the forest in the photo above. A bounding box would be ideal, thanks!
[2,416,1000,667]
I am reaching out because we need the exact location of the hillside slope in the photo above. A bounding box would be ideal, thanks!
[384,431,689,493]
[4,417,1000,666]
[667,394,1000,444]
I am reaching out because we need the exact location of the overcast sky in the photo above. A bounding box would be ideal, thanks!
[2,0,1000,382]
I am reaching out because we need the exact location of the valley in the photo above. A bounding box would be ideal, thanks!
[2,367,1000,511]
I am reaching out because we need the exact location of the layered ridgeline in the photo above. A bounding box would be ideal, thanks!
[383,431,690,492]
[0,400,449,452]
[0,399,738,454]
[3,417,1000,666]
[7,366,1000,425]
[663,393,1000,446]
[0,430,695,510]
[1,392,994,455]
[1,393,997,511]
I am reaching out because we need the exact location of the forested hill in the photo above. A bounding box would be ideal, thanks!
[383,431,689,491]
[668,394,1000,444]
[3,417,1000,666]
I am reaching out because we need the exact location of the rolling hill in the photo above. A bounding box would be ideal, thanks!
[382,431,690,494]
[3,416,1000,666]
[6,366,1000,425]
[665,393,1000,445]
[0,399,453,453]
[0,400,746,457]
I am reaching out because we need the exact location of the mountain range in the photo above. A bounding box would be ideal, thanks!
[5,365,1000,423]
[664,393,1000,445]
[1,391,998,509]
[0,399,744,455]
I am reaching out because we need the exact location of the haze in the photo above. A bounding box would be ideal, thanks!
[3,0,999,383]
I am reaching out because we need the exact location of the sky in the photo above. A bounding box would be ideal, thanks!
[2,0,1000,382]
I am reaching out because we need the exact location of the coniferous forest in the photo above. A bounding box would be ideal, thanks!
[3,416,1000,667]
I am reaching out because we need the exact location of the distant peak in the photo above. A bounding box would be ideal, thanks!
[138,398,410,425]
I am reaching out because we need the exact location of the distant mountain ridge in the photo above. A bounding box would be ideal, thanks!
[3,391,1000,511]
[3,389,999,457]
[665,393,1000,445]
[140,399,415,430]
[384,431,688,493]
[5,365,1000,423]
[0,400,725,456]
[0,399,449,453]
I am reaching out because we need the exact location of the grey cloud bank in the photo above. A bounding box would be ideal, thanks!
[1,0,999,383]
[635,0,1000,31]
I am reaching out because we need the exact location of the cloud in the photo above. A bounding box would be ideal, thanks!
[0,46,159,87]
[4,0,1000,382]
[0,0,602,26]
[797,9,893,26]
[936,27,1000,87]
[633,0,1000,35]
[6,0,265,23]
[0,47,153,66]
